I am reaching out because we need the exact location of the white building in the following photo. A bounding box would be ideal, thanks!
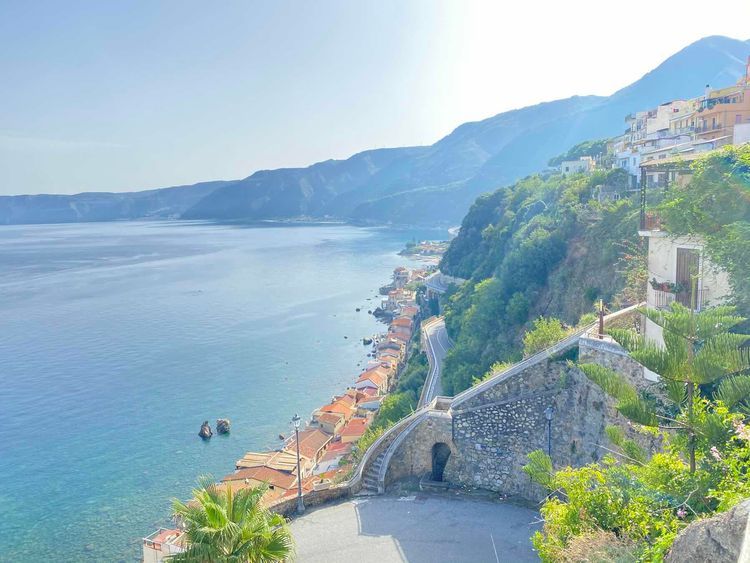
[143,528,186,563]
[735,122,750,145]
[560,156,595,175]
[638,225,731,380]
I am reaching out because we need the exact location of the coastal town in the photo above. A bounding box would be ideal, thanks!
[142,265,432,561]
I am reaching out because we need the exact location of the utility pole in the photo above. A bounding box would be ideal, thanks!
[598,299,605,340]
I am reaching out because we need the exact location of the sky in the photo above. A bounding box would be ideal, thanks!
[1,0,749,196]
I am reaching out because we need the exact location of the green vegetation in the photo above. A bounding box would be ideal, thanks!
[440,168,644,394]
[657,144,750,315]
[169,477,294,562]
[522,317,570,357]
[524,304,750,561]
[547,139,609,167]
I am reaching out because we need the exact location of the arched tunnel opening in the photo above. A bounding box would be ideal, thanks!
[431,442,451,482]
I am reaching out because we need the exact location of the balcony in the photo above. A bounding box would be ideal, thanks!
[143,528,186,563]
[641,211,663,231]
[652,287,710,311]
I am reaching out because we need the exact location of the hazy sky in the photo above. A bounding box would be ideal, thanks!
[1,0,749,196]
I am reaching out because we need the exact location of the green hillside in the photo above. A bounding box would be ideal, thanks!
[438,166,645,394]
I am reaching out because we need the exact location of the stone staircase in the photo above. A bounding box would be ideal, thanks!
[359,451,386,494]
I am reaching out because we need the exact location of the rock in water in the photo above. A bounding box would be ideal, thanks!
[216,418,231,435]
[199,421,213,440]
[363,338,373,345]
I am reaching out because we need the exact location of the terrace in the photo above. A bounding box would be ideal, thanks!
[142,528,186,563]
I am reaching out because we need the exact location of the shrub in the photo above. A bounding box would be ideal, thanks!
[522,317,569,357]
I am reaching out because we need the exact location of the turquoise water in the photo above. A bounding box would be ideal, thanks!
[0,221,439,562]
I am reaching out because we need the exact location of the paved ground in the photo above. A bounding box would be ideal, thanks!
[290,493,540,562]
[420,318,451,406]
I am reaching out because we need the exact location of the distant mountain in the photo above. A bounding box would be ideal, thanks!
[186,35,750,225]
[3,36,749,226]
[0,180,230,225]
[181,147,425,221]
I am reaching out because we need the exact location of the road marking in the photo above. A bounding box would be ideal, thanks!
[490,533,500,563]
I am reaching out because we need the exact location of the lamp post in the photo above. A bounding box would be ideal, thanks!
[544,406,554,458]
[291,414,305,514]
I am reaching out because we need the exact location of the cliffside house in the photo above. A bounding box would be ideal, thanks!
[354,369,387,394]
[313,411,345,435]
[315,394,356,421]
[393,267,409,289]
[340,417,370,443]
[142,528,186,563]
[560,156,595,175]
[283,427,332,467]
[638,160,732,379]
[235,449,313,478]
[221,466,298,499]
[315,441,352,474]
[356,396,383,416]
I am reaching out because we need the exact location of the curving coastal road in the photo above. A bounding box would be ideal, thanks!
[419,317,453,406]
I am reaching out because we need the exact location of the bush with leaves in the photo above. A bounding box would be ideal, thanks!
[523,317,571,357]
[524,304,750,561]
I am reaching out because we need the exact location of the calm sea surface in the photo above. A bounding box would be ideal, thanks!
[0,221,440,562]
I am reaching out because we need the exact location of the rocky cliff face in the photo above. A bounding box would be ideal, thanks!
[665,499,750,563]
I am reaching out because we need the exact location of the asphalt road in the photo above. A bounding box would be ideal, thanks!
[420,317,451,406]
[290,493,540,562]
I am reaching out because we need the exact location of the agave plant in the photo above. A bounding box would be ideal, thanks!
[580,303,750,472]
[168,476,294,562]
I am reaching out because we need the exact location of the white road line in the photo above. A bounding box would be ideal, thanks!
[490,533,500,563]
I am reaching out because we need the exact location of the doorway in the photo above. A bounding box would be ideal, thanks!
[431,443,451,482]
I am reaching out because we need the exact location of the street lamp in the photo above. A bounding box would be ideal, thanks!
[291,414,305,514]
[544,406,554,458]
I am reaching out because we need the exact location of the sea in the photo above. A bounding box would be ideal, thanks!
[0,220,443,562]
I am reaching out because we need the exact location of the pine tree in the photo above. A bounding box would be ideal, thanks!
[580,302,750,472]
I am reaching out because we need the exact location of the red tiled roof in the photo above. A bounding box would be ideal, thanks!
[317,411,344,425]
[389,332,410,343]
[284,428,332,460]
[341,418,369,438]
[326,441,353,454]
[391,317,412,328]
[357,371,384,386]
[222,466,297,490]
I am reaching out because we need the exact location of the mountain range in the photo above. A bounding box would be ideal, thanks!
[2,35,749,226]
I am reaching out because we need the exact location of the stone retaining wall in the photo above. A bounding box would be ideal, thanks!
[270,484,353,518]
[384,344,650,501]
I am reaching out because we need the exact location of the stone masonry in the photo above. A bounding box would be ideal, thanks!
[383,333,650,501]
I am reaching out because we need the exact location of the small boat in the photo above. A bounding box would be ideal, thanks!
[278,434,285,440]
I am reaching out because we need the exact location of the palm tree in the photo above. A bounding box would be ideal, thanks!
[168,476,294,562]
[580,302,750,472]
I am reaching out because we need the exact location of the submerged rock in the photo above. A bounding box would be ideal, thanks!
[199,421,212,440]
[216,418,231,435]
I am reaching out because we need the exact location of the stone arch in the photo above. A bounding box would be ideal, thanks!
[431,442,451,482]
